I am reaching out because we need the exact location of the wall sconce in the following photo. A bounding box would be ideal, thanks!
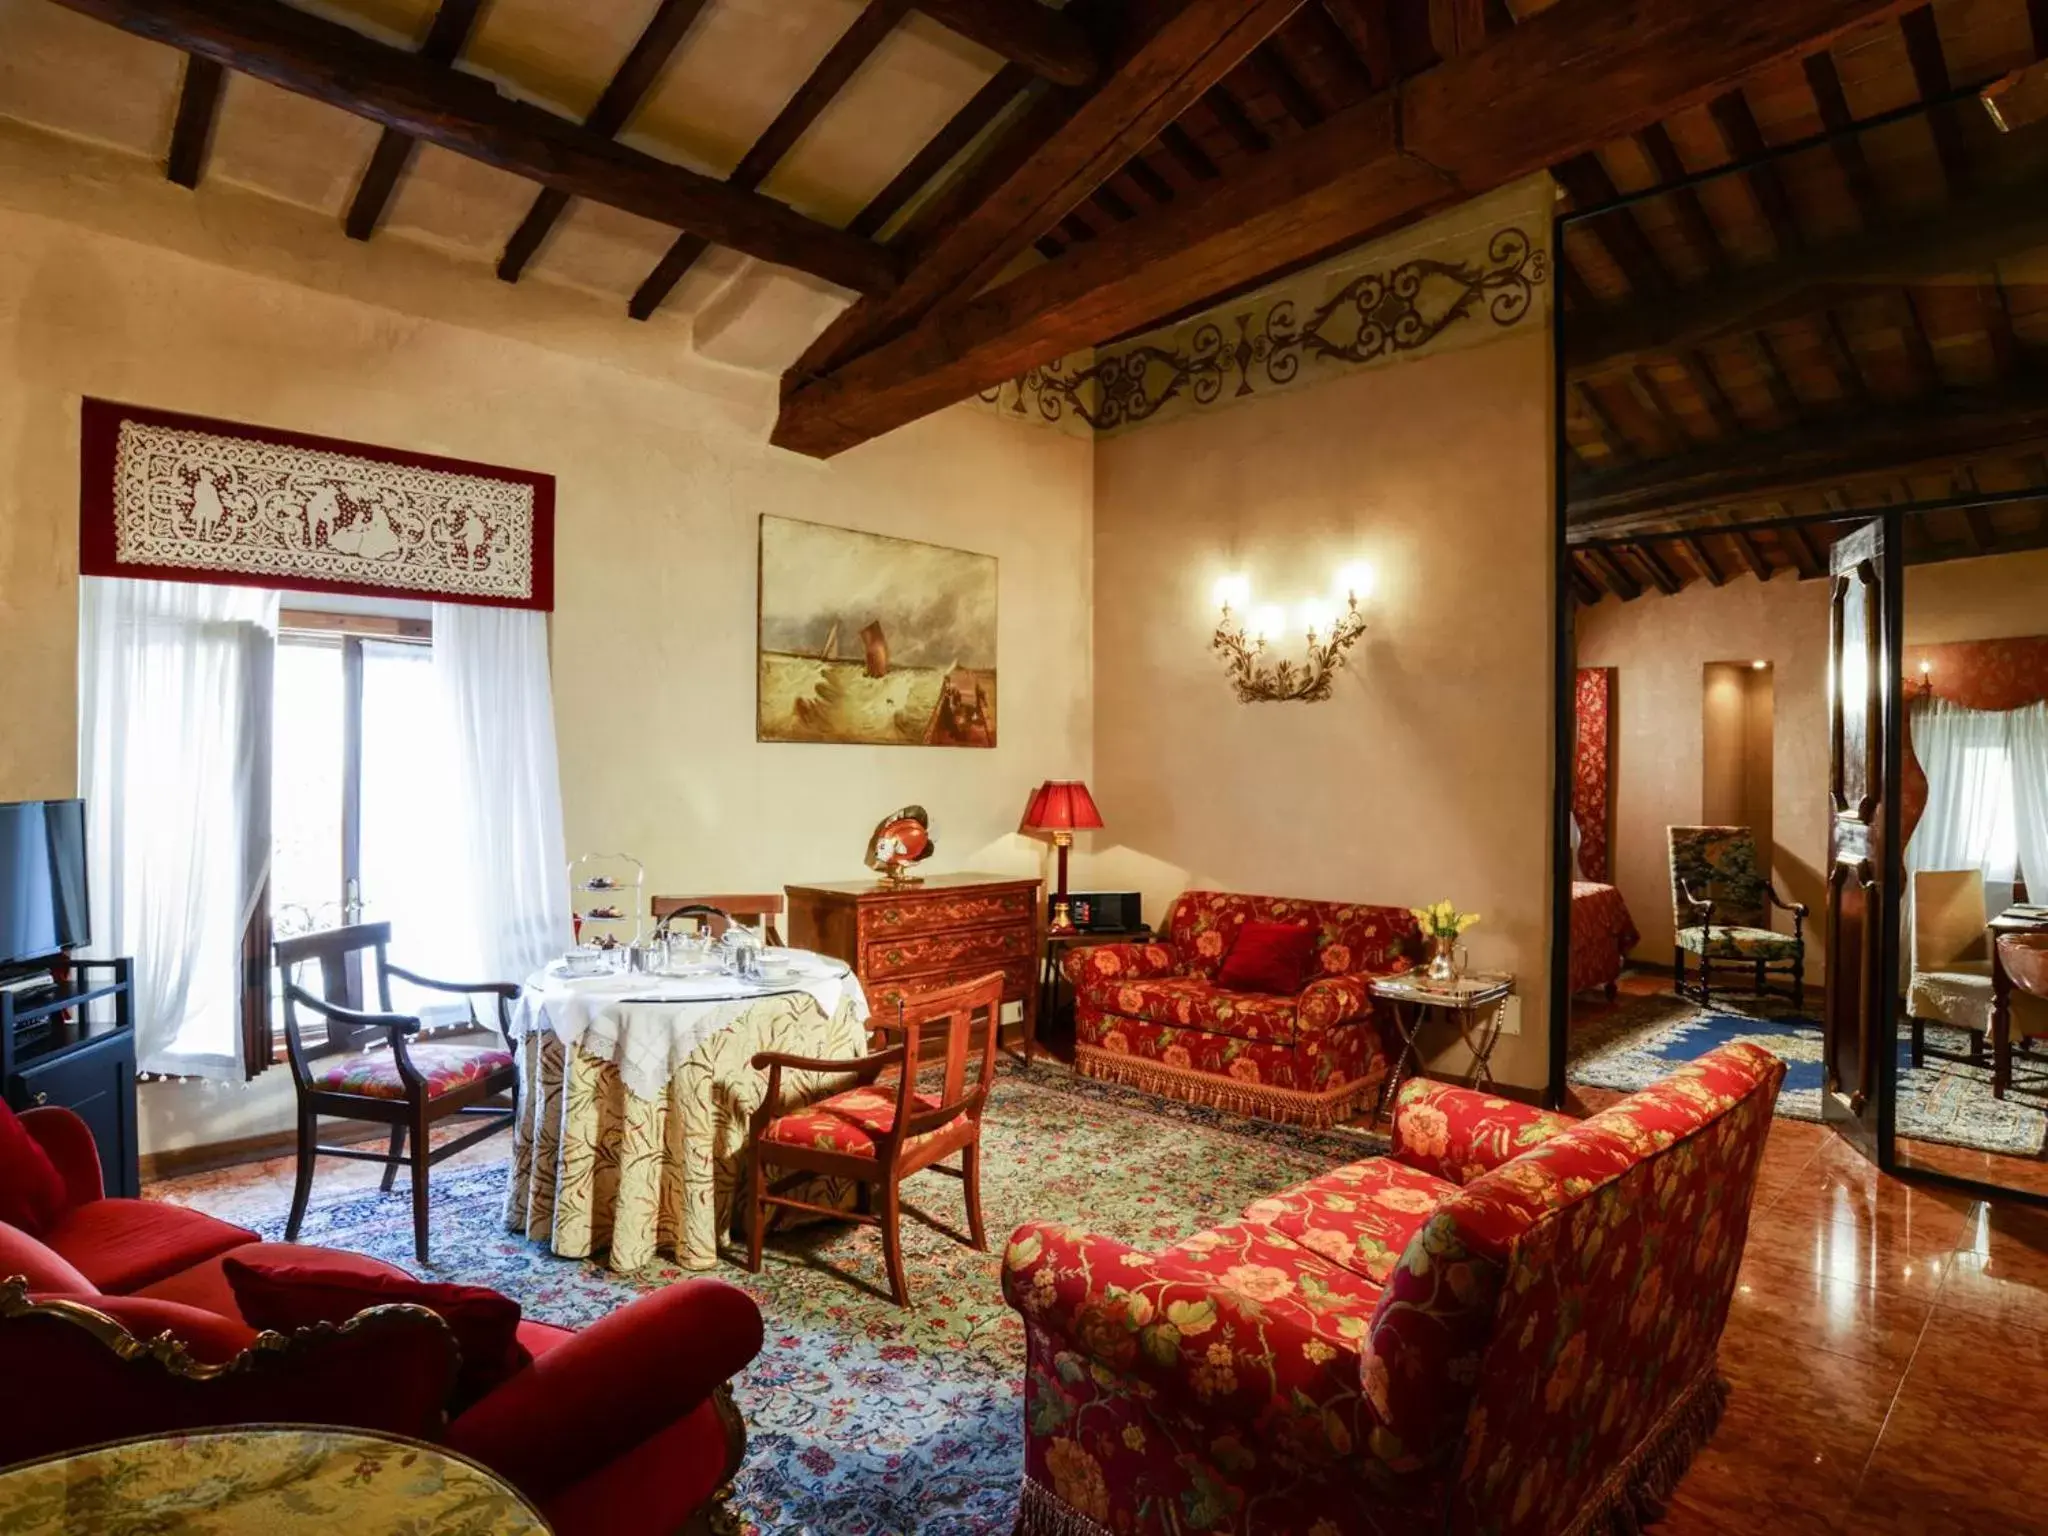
[1914,658,1935,698]
[1210,563,1372,703]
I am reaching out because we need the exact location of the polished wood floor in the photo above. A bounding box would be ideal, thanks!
[1569,977,2048,1534]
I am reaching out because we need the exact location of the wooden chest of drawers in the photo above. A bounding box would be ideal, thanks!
[785,872,1041,1053]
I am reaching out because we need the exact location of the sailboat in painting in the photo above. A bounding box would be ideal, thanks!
[757,516,997,748]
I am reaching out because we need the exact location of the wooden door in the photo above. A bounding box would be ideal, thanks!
[1821,519,1899,1150]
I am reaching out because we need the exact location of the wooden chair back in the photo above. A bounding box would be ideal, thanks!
[886,972,1005,1147]
[652,894,785,946]
[274,921,394,1063]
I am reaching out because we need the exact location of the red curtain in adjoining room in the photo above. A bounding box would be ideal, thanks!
[1901,636,2048,850]
[1573,667,1616,882]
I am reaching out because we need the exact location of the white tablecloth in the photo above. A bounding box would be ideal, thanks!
[503,951,871,1271]
[508,957,869,1102]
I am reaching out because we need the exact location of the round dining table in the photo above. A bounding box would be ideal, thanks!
[503,952,870,1271]
[0,1426,548,1535]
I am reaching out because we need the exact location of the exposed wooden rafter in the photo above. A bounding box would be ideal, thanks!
[343,0,485,242]
[777,0,1924,456]
[50,0,900,296]
[165,54,224,188]
[1563,167,2048,374]
[911,0,1100,87]
[849,63,1034,240]
[495,0,714,283]
[631,0,917,320]
[1568,377,2048,535]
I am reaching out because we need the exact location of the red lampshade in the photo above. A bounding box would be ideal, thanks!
[1021,779,1104,833]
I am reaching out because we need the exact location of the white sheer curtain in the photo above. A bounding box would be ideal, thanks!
[431,604,570,982]
[2012,701,2048,899]
[1907,698,2021,898]
[79,577,276,1079]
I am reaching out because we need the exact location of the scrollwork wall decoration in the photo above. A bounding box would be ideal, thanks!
[977,220,1548,438]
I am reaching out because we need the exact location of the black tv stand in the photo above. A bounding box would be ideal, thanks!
[1,955,138,1197]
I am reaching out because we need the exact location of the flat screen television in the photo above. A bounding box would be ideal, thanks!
[0,799,89,968]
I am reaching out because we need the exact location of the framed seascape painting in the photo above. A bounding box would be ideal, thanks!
[757,515,998,748]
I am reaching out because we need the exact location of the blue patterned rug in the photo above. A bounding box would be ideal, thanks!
[1570,991,2048,1157]
[153,1063,1378,1535]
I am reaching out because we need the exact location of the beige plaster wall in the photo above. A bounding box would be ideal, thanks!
[1088,330,1557,1089]
[1903,547,2048,642]
[0,197,1092,1153]
[1575,576,1832,973]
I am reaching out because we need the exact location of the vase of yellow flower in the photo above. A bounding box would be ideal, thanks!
[1411,899,1481,983]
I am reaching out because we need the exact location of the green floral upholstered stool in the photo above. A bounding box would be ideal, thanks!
[1667,825,1808,1009]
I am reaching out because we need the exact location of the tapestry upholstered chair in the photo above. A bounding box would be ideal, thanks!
[1907,868,2048,1072]
[274,923,519,1263]
[744,971,1002,1307]
[1668,826,1808,1009]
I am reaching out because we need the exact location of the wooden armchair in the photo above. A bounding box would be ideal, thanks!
[743,972,1003,1307]
[274,922,519,1263]
[651,894,784,946]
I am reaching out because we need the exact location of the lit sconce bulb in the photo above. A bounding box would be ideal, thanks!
[1335,561,1376,604]
[1751,659,1769,671]
[1249,603,1286,644]
[1298,598,1338,639]
[1920,659,1933,678]
[1213,572,1252,612]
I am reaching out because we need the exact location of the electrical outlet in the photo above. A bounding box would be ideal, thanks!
[1497,995,1522,1037]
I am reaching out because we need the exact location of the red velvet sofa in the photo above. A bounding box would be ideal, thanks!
[0,1106,760,1536]
[1001,1042,1785,1535]
[1065,890,1419,1126]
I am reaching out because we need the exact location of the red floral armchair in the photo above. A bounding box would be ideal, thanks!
[1064,891,1419,1127]
[1002,1042,1785,1535]
[0,1106,759,1536]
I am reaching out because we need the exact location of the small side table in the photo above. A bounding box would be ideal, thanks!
[1035,926,1153,1065]
[1369,971,1515,1121]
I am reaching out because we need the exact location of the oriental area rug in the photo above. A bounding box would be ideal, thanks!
[150,1065,1377,1536]
[1569,988,2048,1158]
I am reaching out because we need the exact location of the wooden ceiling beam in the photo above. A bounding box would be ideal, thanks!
[1572,381,1638,465]
[1897,287,1941,392]
[1773,502,1825,577]
[1900,5,1971,190]
[1683,349,1745,439]
[1634,122,1727,277]
[165,55,224,187]
[778,0,1922,456]
[1802,49,1886,229]
[495,0,714,281]
[1552,152,1671,299]
[1678,532,1726,585]
[1569,556,1605,605]
[1633,541,1684,594]
[1427,0,1488,60]
[343,0,485,242]
[1727,521,1775,580]
[789,0,1309,387]
[51,0,899,295]
[1628,364,1692,452]
[1569,377,2048,535]
[912,0,1100,87]
[850,64,1035,241]
[1819,309,1872,408]
[1584,546,1645,601]
[1564,166,2048,374]
[1747,329,1806,424]
[633,0,917,319]
[1707,88,1804,254]
[1321,0,1396,86]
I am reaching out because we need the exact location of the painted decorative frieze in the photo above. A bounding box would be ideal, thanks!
[976,174,1554,439]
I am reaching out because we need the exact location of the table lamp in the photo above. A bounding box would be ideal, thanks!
[1021,779,1103,935]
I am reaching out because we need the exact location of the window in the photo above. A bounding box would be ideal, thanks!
[266,610,472,1050]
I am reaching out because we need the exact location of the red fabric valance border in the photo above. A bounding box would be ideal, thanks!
[79,398,554,611]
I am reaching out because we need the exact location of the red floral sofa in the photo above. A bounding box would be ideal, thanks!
[1001,1042,1785,1535]
[0,1105,759,1536]
[1065,890,1419,1127]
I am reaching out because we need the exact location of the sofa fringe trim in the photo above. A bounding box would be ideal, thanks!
[1072,1045,1376,1129]
[1559,1366,1729,1536]
[1016,1475,1116,1536]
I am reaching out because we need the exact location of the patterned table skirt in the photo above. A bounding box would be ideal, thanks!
[505,992,868,1271]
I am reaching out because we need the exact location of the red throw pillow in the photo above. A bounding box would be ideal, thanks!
[223,1250,527,1408]
[0,1101,68,1235]
[1216,921,1317,995]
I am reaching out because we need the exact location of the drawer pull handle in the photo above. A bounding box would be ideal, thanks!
[31,1092,48,1106]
